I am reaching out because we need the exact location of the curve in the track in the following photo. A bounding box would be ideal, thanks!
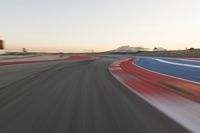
[135,57,200,83]
[109,57,200,133]
[0,57,189,133]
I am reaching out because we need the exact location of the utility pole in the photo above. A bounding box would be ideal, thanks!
[0,40,4,50]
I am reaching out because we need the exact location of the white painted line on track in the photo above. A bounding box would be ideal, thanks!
[154,58,200,68]
[135,57,200,84]
[134,62,200,85]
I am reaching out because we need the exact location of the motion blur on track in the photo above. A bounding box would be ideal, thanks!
[0,55,196,133]
[110,56,200,133]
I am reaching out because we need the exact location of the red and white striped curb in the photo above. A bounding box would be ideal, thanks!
[109,57,200,133]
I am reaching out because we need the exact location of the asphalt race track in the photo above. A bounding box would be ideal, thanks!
[0,56,190,133]
[135,57,200,83]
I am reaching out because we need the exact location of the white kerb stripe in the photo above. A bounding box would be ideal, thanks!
[154,59,200,69]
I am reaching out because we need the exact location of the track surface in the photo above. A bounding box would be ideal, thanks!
[135,57,200,83]
[0,57,189,133]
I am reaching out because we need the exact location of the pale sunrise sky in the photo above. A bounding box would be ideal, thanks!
[0,0,200,52]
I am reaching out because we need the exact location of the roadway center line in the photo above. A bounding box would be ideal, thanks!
[154,58,200,69]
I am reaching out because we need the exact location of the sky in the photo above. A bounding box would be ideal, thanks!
[0,0,200,52]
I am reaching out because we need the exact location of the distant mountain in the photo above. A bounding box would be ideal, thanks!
[108,45,148,53]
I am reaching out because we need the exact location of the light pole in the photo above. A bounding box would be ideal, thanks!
[0,39,4,50]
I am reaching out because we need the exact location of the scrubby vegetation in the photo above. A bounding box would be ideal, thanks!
[135,49,200,58]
